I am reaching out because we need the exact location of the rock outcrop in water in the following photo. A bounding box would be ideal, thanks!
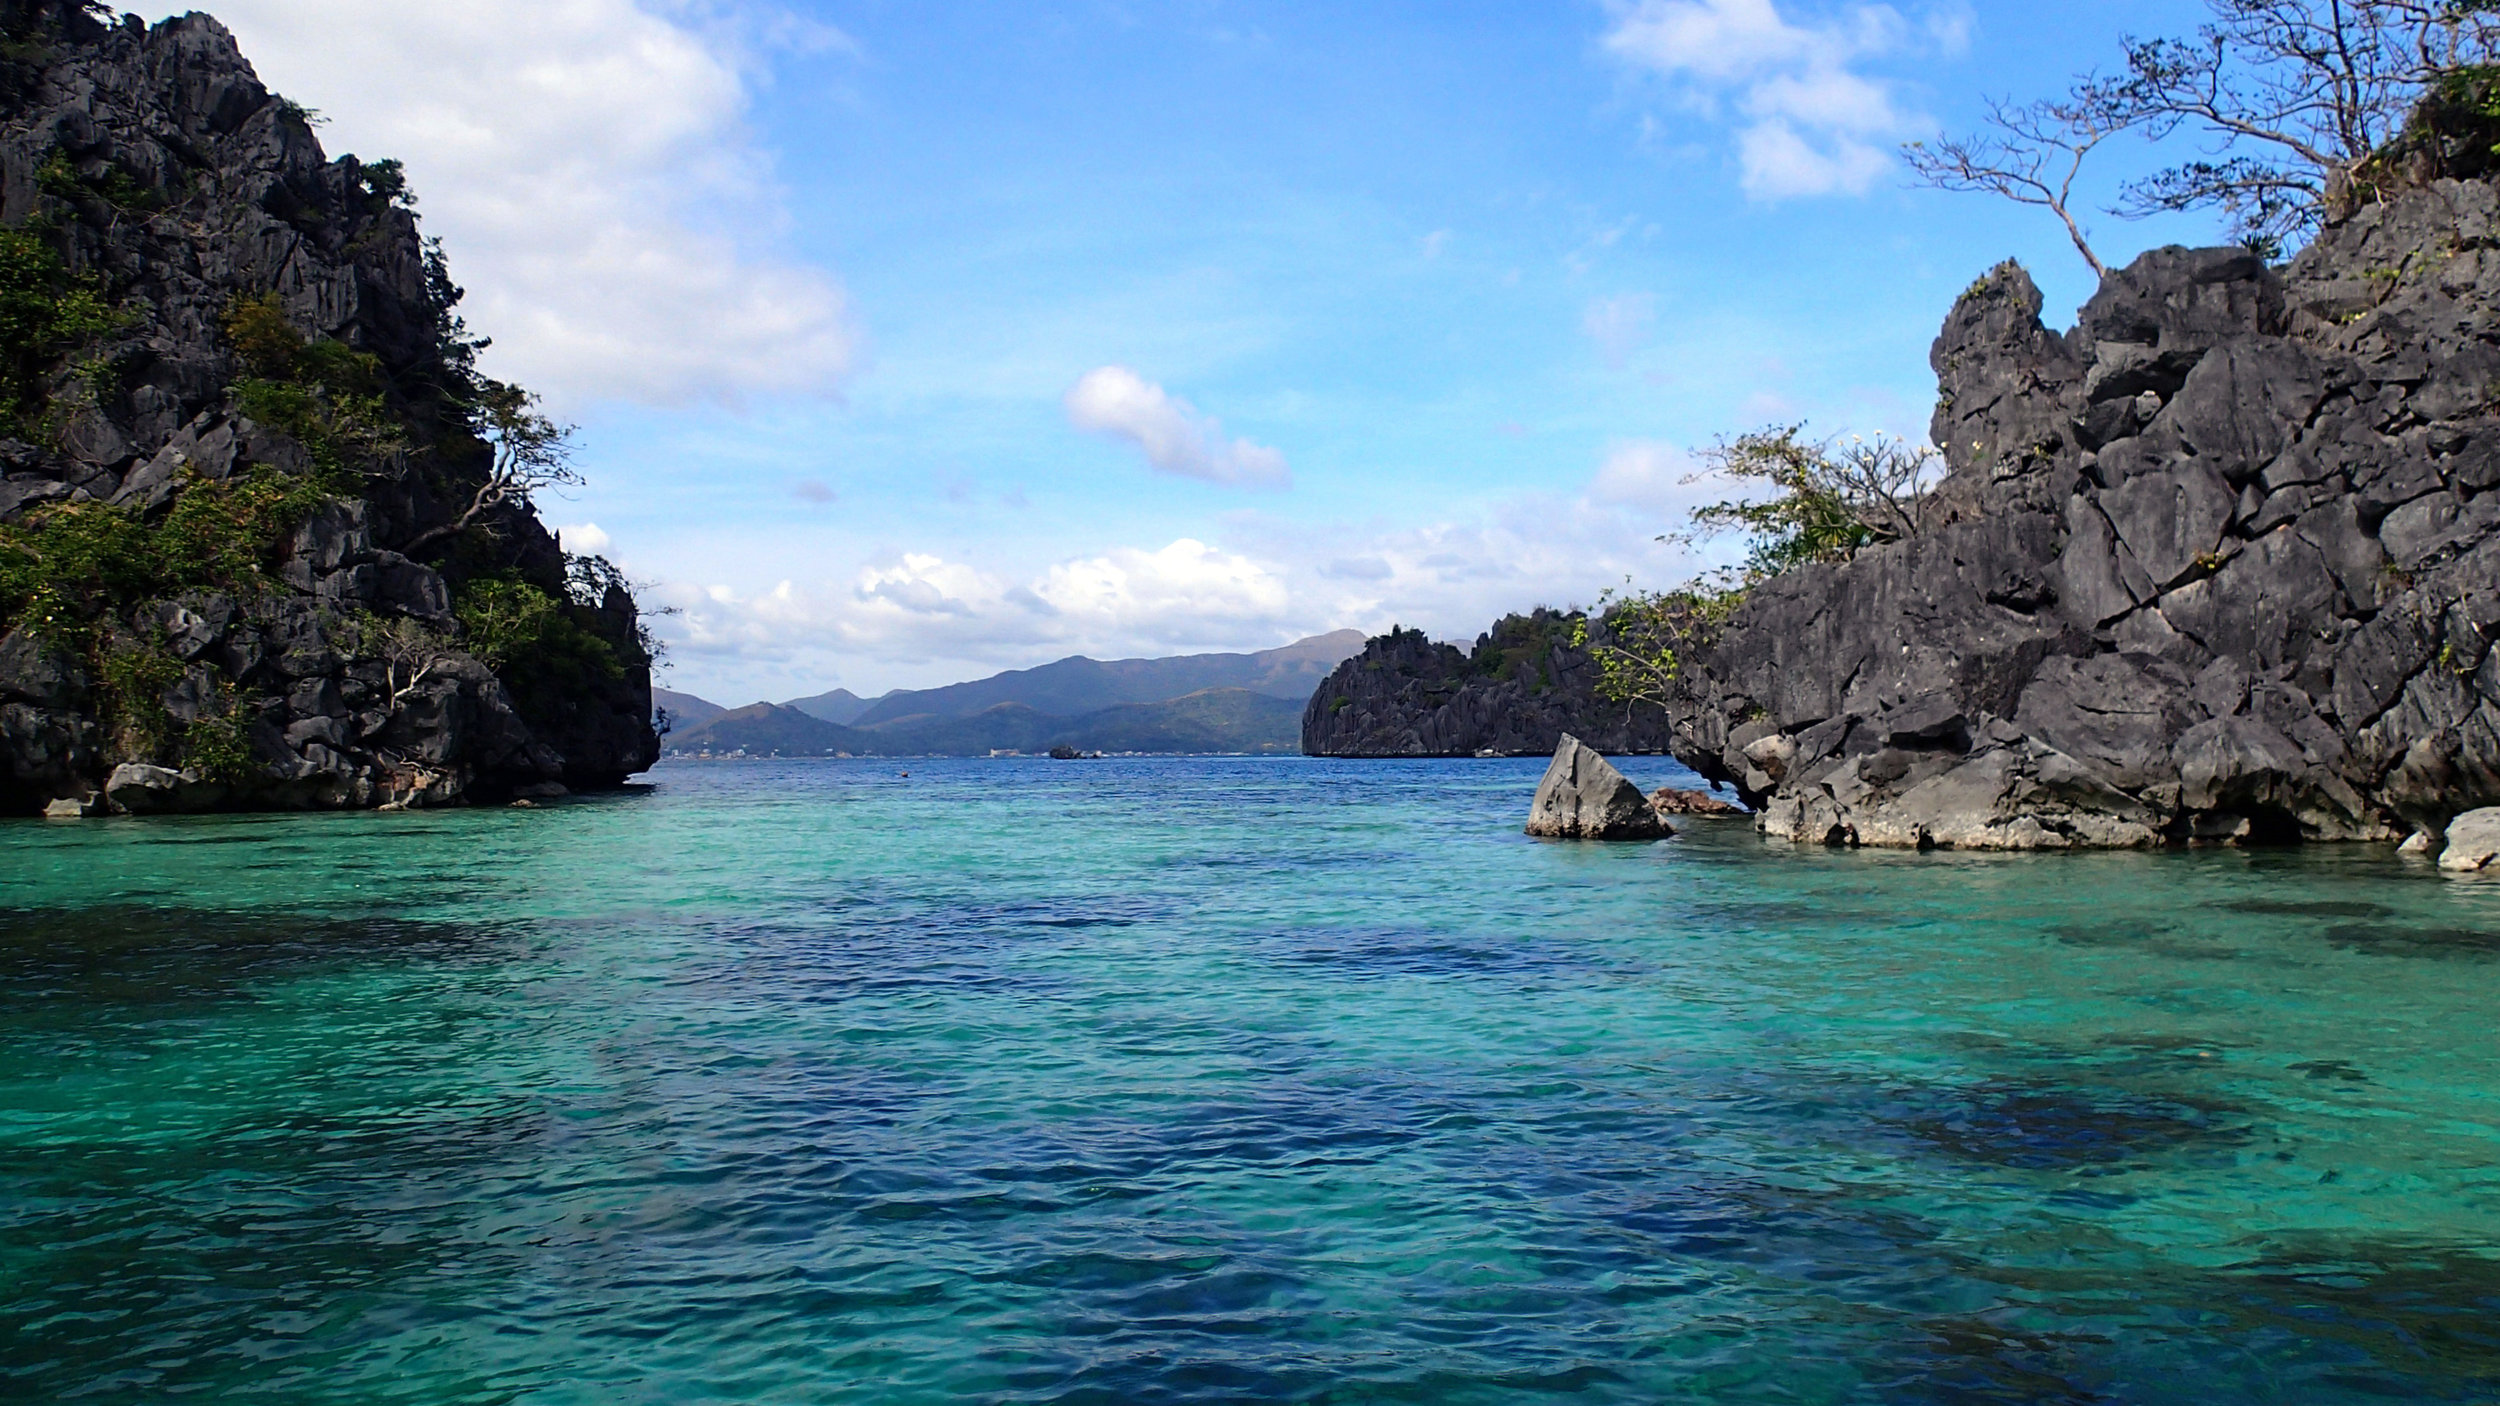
[1667,196,2500,849]
[1302,614,1673,758]
[1525,735,1668,840]
[1312,103,2500,849]
[0,3,658,814]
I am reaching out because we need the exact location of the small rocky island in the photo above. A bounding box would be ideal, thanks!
[0,2,658,815]
[1314,97,2500,851]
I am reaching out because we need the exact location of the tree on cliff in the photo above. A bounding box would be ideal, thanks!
[1573,429,1939,713]
[402,381,579,558]
[1910,0,2500,264]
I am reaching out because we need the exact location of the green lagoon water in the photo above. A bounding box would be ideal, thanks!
[2,756,2497,1403]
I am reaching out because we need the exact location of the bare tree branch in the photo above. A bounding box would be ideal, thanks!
[402,379,579,559]
[348,614,454,726]
[1912,1,2500,260]
[2104,0,2500,244]
[1906,96,2124,277]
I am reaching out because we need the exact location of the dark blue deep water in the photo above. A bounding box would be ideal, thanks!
[2,756,2497,1403]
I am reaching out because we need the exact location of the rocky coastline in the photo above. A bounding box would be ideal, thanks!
[1311,153,2500,850]
[0,3,658,816]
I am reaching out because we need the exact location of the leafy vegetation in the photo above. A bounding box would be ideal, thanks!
[453,573,622,719]
[402,379,578,558]
[95,629,179,760]
[355,157,409,212]
[1574,426,1939,709]
[182,692,258,784]
[0,468,334,644]
[1571,586,1748,714]
[0,466,339,769]
[38,149,159,214]
[1468,611,1580,693]
[222,294,406,476]
[1679,427,1937,580]
[0,224,113,432]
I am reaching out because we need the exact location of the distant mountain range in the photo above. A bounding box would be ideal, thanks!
[658,632,1363,757]
[668,689,1305,758]
[781,687,873,726]
[653,688,727,731]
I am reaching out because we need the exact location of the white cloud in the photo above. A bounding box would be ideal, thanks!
[655,538,1299,685]
[1603,0,1961,198]
[1064,367,1292,489]
[1582,293,1657,368]
[145,0,859,409]
[556,522,613,554]
[646,438,1742,700]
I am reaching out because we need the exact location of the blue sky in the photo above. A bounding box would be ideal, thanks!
[151,0,2225,703]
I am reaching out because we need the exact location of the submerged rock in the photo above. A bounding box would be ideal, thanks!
[1650,787,1745,817]
[1526,735,1669,840]
[2438,808,2500,871]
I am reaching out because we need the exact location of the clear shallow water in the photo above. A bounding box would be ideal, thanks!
[1,757,2497,1405]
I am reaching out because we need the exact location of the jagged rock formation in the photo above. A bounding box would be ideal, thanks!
[1302,613,1674,757]
[0,3,657,814]
[1524,735,1667,840]
[1665,178,2500,848]
[1312,110,2500,849]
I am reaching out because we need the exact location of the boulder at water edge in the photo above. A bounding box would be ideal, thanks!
[1527,736,1669,840]
[2438,808,2500,872]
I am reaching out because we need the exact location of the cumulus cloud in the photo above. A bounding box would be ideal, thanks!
[647,433,1744,700]
[656,538,1299,683]
[556,522,613,554]
[1065,367,1292,489]
[1604,0,1964,198]
[143,0,859,408]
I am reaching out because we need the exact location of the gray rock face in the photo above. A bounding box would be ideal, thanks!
[2437,807,2500,870]
[1526,735,1668,840]
[104,761,218,815]
[1314,168,2500,847]
[1650,180,2500,848]
[0,5,658,815]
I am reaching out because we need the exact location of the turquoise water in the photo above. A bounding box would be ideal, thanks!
[2,757,2497,1404]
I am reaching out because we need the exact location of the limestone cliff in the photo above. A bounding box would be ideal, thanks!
[1310,117,2500,848]
[0,2,658,814]
[1677,178,2500,847]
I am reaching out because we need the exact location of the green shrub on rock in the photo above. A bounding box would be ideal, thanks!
[0,224,112,432]
[0,468,336,644]
[454,574,622,718]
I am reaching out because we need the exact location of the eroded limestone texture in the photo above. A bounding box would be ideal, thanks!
[1671,195,2500,848]
[1311,173,2500,848]
[0,4,657,814]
